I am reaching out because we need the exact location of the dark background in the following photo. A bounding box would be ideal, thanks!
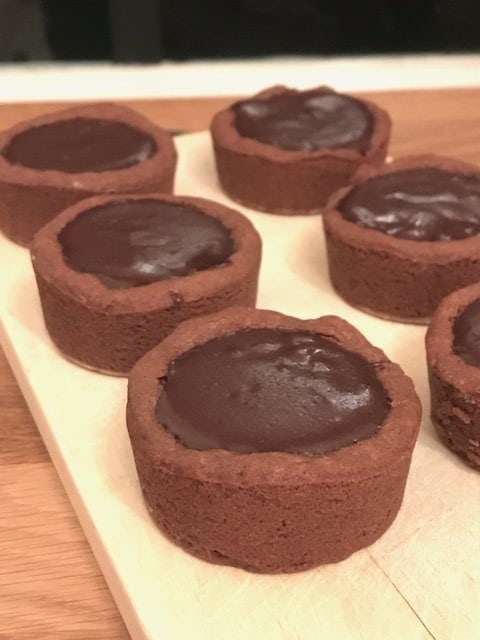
[2,0,480,63]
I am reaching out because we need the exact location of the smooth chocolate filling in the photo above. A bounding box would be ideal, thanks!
[233,89,373,153]
[2,117,156,172]
[339,167,480,241]
[156,328,390,455]
[59,199,234,288]
[453,299,480,367]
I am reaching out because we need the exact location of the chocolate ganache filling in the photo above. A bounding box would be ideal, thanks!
[156,329,390,455]
[233,90,373,153]
[2,117,156,172]
[453,299,480,367]
[339,168,480,241]
[59,199,234,289]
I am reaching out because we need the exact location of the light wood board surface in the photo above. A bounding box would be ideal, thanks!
[1,91,480,639]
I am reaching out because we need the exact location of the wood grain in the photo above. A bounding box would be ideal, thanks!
[1,88,480,640]
[0,350,129,640]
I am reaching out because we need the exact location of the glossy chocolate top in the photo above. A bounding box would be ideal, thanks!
[339,167,480,241]
[2,117,156,172]
[59,199,234,288]
[233,89,373,153]
[156,328,390,455]
[453,299,480,367]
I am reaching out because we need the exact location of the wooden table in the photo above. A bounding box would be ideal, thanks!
[1,89,480,639]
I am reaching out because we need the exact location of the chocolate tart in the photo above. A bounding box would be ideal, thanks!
[127,307,421,573]
[30,194,261,375]
[210,85,391,215]
[0,103,177,246]
[426,281,480,468]
[324,155,480,323]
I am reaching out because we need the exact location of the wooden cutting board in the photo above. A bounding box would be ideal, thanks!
[0,89,480,640]
[1,91,480,639]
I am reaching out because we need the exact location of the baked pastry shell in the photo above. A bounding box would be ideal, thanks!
[127,307,421,572]
[426,281,480,468]
[0,102,177,245]
[30,194,262,374]
[210,85,391,215]
[324,154,480,323]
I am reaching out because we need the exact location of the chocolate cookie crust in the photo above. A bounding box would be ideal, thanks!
[127,308,421,573]
[426,282,480,468]
[31,194,261,375]
[324,155,480,323]
[210,85,391,215]
[0,103,177,246]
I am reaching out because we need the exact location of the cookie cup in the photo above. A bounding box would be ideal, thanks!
[0,103,177,245]
[324,155,480,322]
[426,281,480,468]
[31,194,261,375]
[210,85,391,215]
[127,307,421,573]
